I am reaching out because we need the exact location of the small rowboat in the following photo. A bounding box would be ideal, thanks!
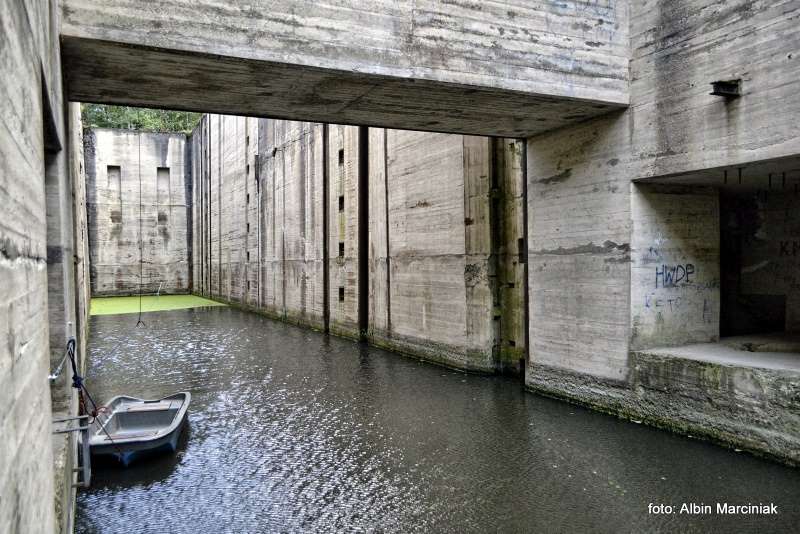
[87,392,191,466]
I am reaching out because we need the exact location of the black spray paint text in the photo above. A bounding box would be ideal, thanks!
[655,264,695,288]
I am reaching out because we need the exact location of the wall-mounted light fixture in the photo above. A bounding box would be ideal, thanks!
[710,79,741,98]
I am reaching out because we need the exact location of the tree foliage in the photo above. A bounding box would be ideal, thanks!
[81,104,201,134]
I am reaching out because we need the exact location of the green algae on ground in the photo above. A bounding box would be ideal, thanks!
[90,295,226,316]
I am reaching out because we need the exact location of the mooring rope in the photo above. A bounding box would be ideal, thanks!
[137,122,145,327]
[65,338,124,455]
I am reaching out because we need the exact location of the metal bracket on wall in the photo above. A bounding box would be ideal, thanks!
[710,79,741,98]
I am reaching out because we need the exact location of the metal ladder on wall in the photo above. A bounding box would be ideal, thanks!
[51,415,91,488]
[49,337,91,488]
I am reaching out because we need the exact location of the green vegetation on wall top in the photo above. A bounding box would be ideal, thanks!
[81,104,202,134]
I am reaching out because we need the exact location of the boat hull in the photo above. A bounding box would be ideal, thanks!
[86,392,191,467]
[91,417,186,466]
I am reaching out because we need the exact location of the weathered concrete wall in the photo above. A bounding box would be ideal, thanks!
[525,0,800,464]
[526,0,800,379]
[527,114,633,382]
[195,118,364,338]
[368,132,490,369]
[628,1,800,177]
[50,102,91,534]
[2,0,56,531]
[191,117,210,297]
[260,120,326,329]
[192,117,525,371]
[69,105,92,377]
[628,347,800,465]
[326,125,361,338]
[193,116,329,330]
[1,1,90,532]
[494,139,528,371]
[85,129,190,296]
[5,1,800,530]
[59,0,629,137]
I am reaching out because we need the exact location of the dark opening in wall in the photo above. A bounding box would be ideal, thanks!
[357,126,369,339]
[246,193,250,204]
[157,167,170,205]
[338,149,344,166]
[107,165,121,203]
[339,287,345,302]
[720,190,796,336]
[246,223,250,233]
[246,251,250,262]
[246,164,250,176]
[339,195,344,211]
[339,242,345,257]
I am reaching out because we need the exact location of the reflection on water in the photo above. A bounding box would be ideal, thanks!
[77,307,799,533]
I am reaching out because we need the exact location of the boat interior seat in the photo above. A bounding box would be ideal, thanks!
[121,401,179,413]
[103,429,159,440]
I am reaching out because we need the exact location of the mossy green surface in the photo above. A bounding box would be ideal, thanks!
[90,295,226,316]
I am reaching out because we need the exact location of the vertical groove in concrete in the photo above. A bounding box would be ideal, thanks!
[242,118,248,304]
[520,140,530,376]
[489,138,501,368]
[383,128,391,337]
[185,133,193,292]
[217,117,222,294]
[358,126,369,339]
[271,125,276,310]
[206,118,210,295]
[281,134,287,318]
[322,124,330,333]
[257,144,264,309]
[299,123,307,317]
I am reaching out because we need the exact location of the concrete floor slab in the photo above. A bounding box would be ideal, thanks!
[641,333,800,373]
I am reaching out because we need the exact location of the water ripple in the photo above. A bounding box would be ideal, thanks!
[77,307,800,533]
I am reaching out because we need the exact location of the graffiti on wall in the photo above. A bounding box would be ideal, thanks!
[641,261,717,323]
[644,294,682,312]
[654,263,695,288]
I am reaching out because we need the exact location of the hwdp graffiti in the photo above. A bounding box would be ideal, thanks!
[655,264,695,288]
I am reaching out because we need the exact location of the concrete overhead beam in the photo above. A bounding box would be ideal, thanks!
[59,0,629,137]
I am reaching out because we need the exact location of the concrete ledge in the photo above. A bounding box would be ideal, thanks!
[526,353,800,466]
